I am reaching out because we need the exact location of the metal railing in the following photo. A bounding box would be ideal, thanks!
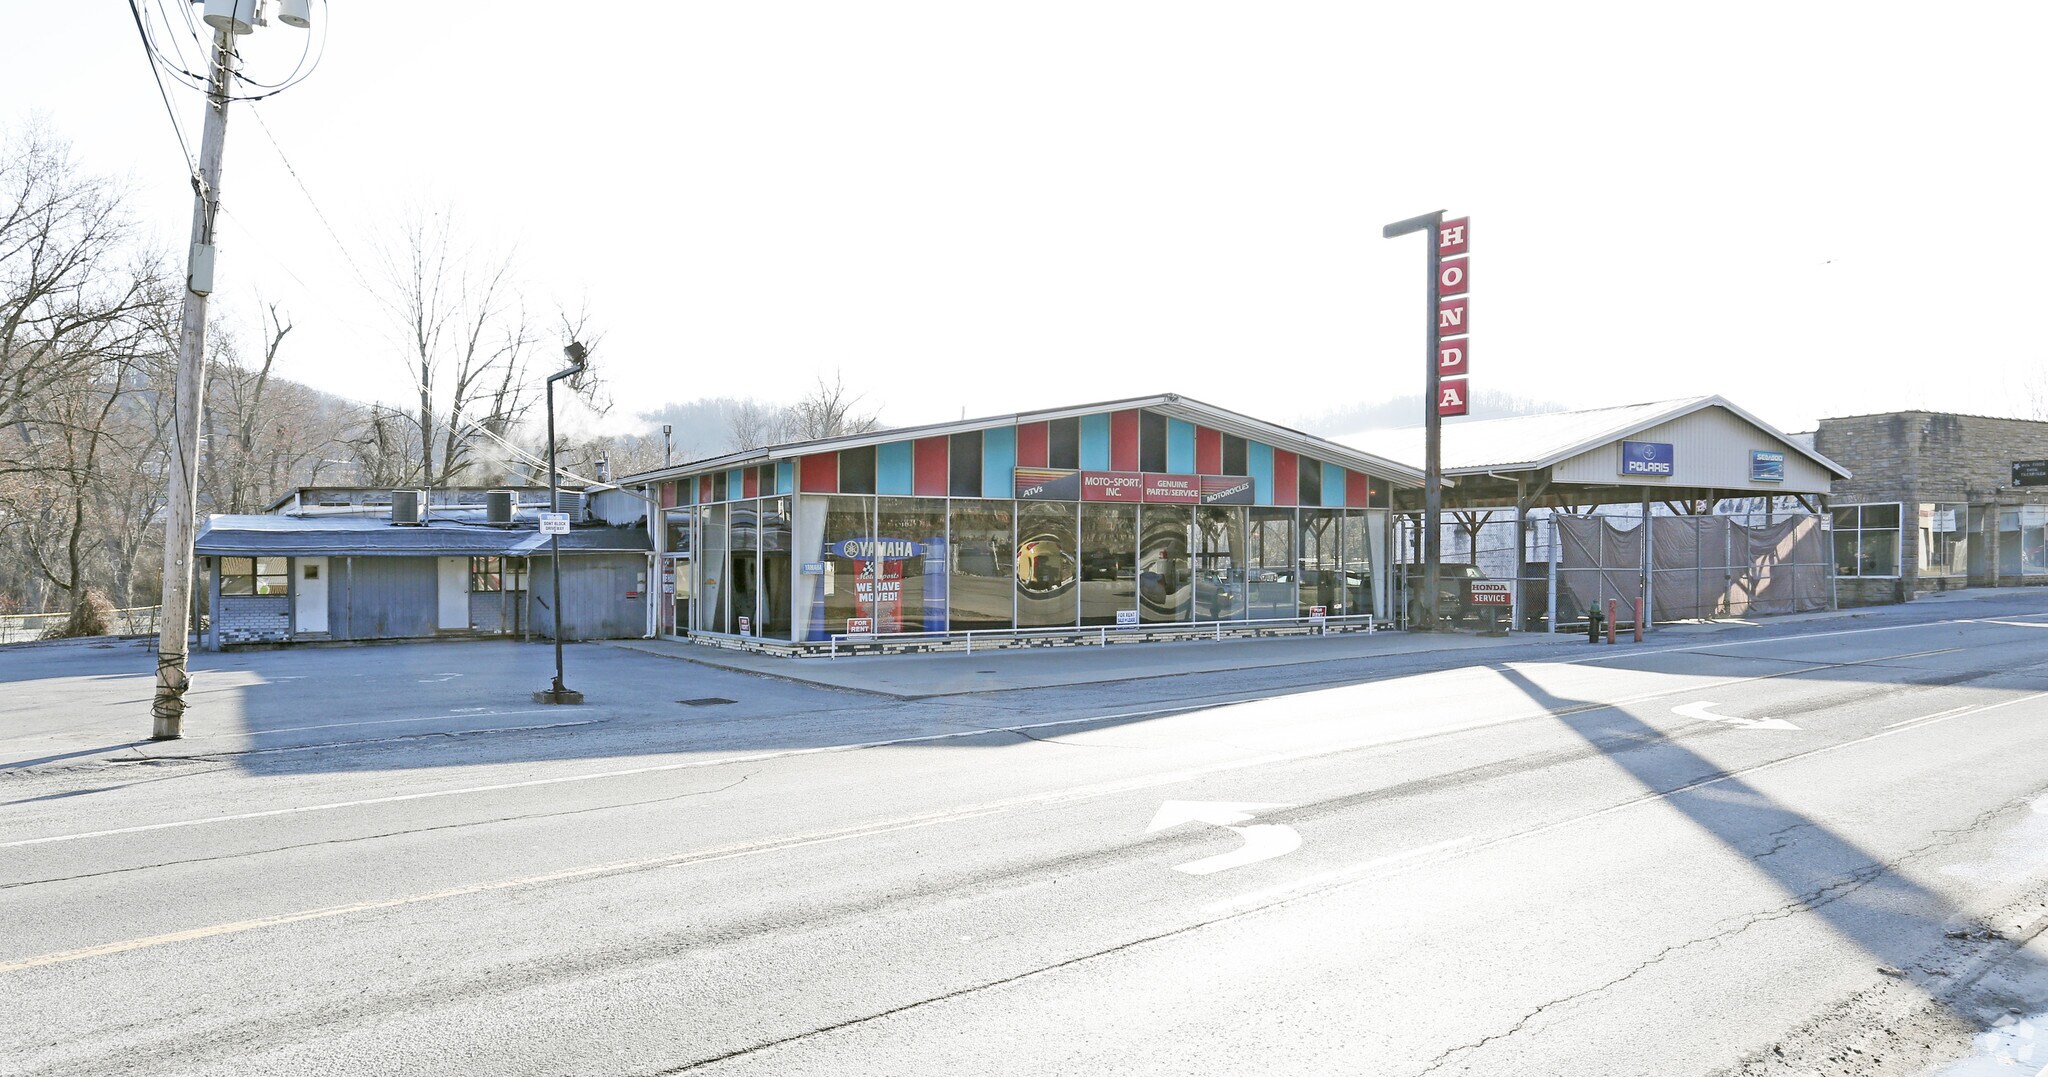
[827,613,1378,658]
[0,605,163,645]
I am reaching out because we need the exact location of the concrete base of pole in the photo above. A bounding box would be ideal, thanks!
[533,688,585,705]
[149,728,184,741]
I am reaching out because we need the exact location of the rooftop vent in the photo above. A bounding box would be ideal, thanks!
[486,489,516,527]
[391,489,427,526]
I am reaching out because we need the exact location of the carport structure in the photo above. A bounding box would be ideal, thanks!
[1340,395,1850,629]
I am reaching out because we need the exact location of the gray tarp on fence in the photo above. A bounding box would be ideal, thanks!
[1557,514,1828,623]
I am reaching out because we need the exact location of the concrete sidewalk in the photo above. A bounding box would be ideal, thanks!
[606,591,2031,698]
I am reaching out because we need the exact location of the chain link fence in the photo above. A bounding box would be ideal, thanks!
[0,606,162,645]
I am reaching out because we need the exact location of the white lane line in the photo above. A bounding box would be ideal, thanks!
[1203,836,1477,915]
[0,705,1218,849]
[0,643,1985,849]
[8,689,2046,974]
[1883,706,1974,729]
[1567,617,2040,665]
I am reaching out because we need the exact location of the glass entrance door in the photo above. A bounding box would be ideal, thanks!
[662,554,689,637]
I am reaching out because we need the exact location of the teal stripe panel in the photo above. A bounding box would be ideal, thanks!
[1166,419,1197,473]
[775,460,794,496]
[1080,413,1111,470]
[981,425,1017,498]
[877,440,914,495]
[1323,462,1346,507]
[1248,442,1275,504]
[726,468,744,498]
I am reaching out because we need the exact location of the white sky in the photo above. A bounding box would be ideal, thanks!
[7,2,2045,437]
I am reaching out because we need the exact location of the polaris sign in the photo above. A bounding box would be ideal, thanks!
[1620,441,1675,477]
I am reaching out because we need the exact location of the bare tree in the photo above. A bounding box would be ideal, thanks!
[725,399,785,451]
[783,371,881,442]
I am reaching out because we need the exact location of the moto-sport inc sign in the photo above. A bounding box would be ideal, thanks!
[1620,441,1675,477]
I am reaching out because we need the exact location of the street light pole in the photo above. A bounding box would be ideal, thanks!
[1384,210,1446,631]
[535,341,587,705]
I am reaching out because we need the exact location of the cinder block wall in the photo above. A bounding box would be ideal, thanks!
[216,595,290,644]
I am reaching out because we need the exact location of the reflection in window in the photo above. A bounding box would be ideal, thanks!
[758,498,793,639]
[1298,510,1341,617]
[1247,508,1295,618]
[821,496,876,633]
[949,500,1015,631]
[219,556,289,596]
[1139,505,1193,623]
[1831,503,1901,577]
[697,503,729,632]
[1016,501,1078,628]
[875,498,946,633]
[1080,502,1138,627]
[1918,502,1968,578]
[1340,509,1372,616]
[1194,506,1244,621]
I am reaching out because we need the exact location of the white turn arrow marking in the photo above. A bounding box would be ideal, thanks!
[1674,701,1801,731]
[1146,801,1301,875]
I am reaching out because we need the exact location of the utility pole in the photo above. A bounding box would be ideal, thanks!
[151,2,311,739]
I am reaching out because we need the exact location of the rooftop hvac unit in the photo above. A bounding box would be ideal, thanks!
[391,489,427,526]
[552,491,587,522]
[486,490,516,527]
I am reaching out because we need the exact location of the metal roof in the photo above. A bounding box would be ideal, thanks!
[619,392,1428,487]
[1336,395,1851,479]
[195,514,651,557]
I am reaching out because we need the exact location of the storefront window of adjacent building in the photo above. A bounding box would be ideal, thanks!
[468,556,526,593]
[820,496,876,633]
[1194,506,1244,621]
[948,500,1014,631]
[698,502,729,632]
[874,498,946,634]
[1917,503,1968,578]
[1016,501,1078,629]
[220,556,289,596]
[1079,502,1138,627]
[1139,504,1193,623]
[1831,503,1901,577]
[1247,508,1296,618]
[1999,505,2048,577]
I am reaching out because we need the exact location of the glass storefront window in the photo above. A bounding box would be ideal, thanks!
[1247,508,1296,618]
[1340,509,1372,617]
[1918,502,1968,578]
[1139,505,1193,623]
[730,501,760,635]
[820,496,876,634]
[2001,505,2048,577]
[1194,506,1245,621]
[664,508,692,555]
[1079,502,1138,627]
[1832,503,1902,578]
[1298,509,1341,618]
[948,500,1015,631]
[697,503,729,632]
[1017,501,1078,629]
[876,498,947,633]
[759,498,793,639]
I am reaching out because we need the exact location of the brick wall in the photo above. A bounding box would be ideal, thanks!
[216,595,290,644]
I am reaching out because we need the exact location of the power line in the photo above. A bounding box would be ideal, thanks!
[245,103,378,295]
[122,0,198,180]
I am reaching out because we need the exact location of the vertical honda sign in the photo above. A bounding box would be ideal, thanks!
[1436,217,1470,417]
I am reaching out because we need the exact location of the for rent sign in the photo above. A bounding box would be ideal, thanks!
[1016,470,1255,505]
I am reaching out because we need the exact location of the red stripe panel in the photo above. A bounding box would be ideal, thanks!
[698,475,713,502]
[658,482,676,508]
[799,453,838,493]
[1272,450,1297,506]
[1014,421,1049,469]
[743,468,761,499]
[1110,410,1140,471]
[913,436,950,496]
[1346,470,1371,507]
[1196,426,1222,474]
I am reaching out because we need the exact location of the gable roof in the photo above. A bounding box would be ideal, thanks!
[1337,395,1850,479]
[619,393,1427,487]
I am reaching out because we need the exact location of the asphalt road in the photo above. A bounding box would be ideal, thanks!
[4,593,2048,1076]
